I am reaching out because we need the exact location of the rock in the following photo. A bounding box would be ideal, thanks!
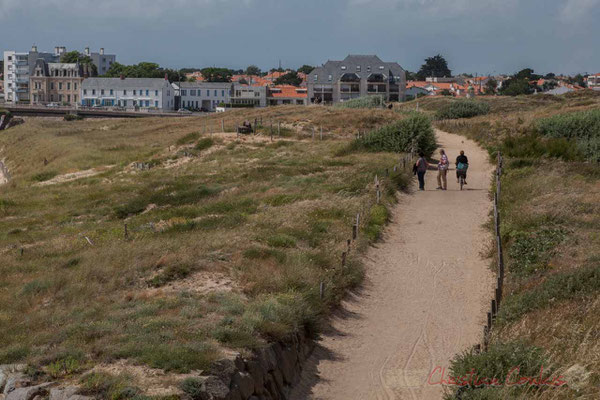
[203,376,230,400]
[224,387,242,400]
[256,347,277,372]
[233,355,245,372]
[3,374,29,396]
[209,359,237,387]
[6,383,53,400]
[49,387,79,400]
[263,374,280,400]
[563,364,592,392]
[245,361,265,395]
[270,370,284,395]
[231,372,253,399]
[279,348,297,384]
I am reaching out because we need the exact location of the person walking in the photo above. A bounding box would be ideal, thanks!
[437,149,449,190]
[415,152,429,191]
[456,150,469,185]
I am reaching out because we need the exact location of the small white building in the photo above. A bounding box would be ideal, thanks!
[175,81,233,111]
[81,77,174,111]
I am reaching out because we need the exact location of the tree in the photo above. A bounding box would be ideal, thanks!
[238,78,248,85]
[544,72,556,80]
[440,89,452,96]
[416,54,451,80]
[499,78,534,96]
[274,71,303,86]
[485,78,498,95]
[514,68,541,81]
[200,67,233,82]
[297,65,314,75]
[60,51,97,75]
[568,74,585,87]
[405,71,417,81]
[103,62,184,82]
[245,65,261,76]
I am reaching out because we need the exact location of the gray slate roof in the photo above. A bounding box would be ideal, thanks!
[175,81,233,89]
[82,77,169,89]
[308,55,405,85]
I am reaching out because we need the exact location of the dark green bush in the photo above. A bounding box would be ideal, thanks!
[435,100,490,120]
[444,342,551,399]
[31,171,58,182]
[358,113,436,155]
[536,109,600,159]
[500,134,581,160]
[194,138,214,151]
[364,204,388,241]
[64,114,84,121]
[179,378,205,400]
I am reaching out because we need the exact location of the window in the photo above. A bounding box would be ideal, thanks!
[328,75,332,81]
[314,75,318,81]
[74,83,77,90]
[124,90,127,95]
[341,66,346,70]
[155,90,158,96]
[59,83,63,90]
[181,90,187,96]
[67,83,71,90]
[67,95,71,102]
[84,89,87,95]
[221,90,225,97]
[92,89,96,95]
[110,89,113,95]
[7,56,11,61]
[207,90,210,96]
[74,95,77,102]
[146,90,149,96]
[190,90,196,96]
[146,100,150,107]
[214,90,217,96]
[379,66,384,70]
[133,90,136,95]
[155,100,158,107]
[51,83,55,90]
[101,89,104,95]
[167,90,170,96]
[356,66,361,72]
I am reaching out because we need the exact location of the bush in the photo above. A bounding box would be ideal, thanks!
[444,342,551,399]
[508,228,566,277]
[31,171,58,182]
[357,113,436,155]
[536,109,600,160]
[498,264,600,324]
[179,378,205,400]
[364,204,389,241]
[194,138,214,151]
[64,113,84,121]
[435,100,490,120]
[335,95,385,109]
[500,134,581,161]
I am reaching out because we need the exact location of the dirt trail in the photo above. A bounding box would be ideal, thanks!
[290,129,494,400]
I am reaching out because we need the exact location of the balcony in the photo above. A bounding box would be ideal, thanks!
[340,85,360,93]
[367,84,387,93]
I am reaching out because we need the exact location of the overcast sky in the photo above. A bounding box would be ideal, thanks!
[1,0,598,75]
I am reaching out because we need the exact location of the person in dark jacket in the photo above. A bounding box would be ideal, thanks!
[455,150,469,185]
[416,152,429,190]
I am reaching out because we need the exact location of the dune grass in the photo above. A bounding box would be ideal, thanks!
[0,109,411,391]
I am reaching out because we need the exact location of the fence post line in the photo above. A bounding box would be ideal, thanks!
[124,223,128,239]
[483,326,489,352]
[221,119,225,132]
[495,286,502,309]
[491,299,497,318]
[341,251,347,268]
[356,213,360,227]
[278,121,281,137]
[319,282,325,300]
[352,224,358,240]
[487,312,492,330]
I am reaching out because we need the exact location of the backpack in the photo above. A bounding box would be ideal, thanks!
[412,163,418,175]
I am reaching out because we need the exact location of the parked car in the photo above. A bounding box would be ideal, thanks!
[177,108,192,114]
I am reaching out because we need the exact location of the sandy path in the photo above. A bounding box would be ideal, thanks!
[290,129,494,400]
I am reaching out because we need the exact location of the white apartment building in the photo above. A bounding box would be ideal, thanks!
[175,81,233,111]
[81,77,174,111]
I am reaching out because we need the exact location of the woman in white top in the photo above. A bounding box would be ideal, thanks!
[437,149,449,190]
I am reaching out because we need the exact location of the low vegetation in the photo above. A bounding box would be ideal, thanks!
[334,95,385,109]
[0,108,412,394]
[536,109,600,160]
[349,113,437,155]
[435,100,490,120]
[424,91,600,399]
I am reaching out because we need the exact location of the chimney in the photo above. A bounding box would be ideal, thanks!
[85,47,90,56]
[165,73,168,81]
[31,45,38,52]
[100,48,104,55]
[120,74,125,80]
[54,46,59,55]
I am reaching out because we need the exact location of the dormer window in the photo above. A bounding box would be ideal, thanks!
[379,66,384,70]
[314,75,318,81]
[367,66,371,72]
[341,66,346,70]
[328,75,332,81]
[356,66,361,72]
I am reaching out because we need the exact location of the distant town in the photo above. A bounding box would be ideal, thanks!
[2,45,599,113]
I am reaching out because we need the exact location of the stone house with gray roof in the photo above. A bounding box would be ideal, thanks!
[307,55,406,104]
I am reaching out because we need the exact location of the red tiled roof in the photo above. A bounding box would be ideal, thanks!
[269,85,307,98]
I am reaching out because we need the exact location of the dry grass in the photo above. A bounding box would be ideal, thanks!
[0,107,411,395]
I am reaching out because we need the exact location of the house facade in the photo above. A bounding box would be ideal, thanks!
[81,77,174,111]
[307,55,406,104]
[588,74,600,90]
[231,84,267,107]
[29,60,92,106]
[175,82,233,111]
[84,47,116,76]
[267,85,308,105]
[3,46,61,103]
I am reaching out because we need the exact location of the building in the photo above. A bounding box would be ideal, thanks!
[267,85,308,105]
[231,84,267,107]
[29,60,93,106]
[307,55,406,104]
[81,77,174,111]
[588,73,600,90]
[175,81,233,111]
[84,47,116,75]
[3,46,63,103]
[3,45,115,103]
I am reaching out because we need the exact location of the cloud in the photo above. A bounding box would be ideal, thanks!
[347,0,518,17]
[559,0,600,23]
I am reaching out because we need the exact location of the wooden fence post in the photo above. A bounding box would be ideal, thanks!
[278,122,281,137]
[341,251,347,268]
[221,119,225,132]
[491,299,497,318]
[320,282,325,300]
[124,223,128,239]
[320,126,323,140]
[352,224,358,240]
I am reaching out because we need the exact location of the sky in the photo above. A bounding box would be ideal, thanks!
[1,0,599,75]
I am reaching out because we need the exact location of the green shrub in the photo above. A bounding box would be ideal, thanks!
[194,138,214,151]
[64,114,84,121]
[266,234,297,248]
[179,378,205,400]
[357,113,436,155]
[31,170,58,182]
[508,228,566,277]
[498,264,600,324]
[500,134,581,160]
[147,264,193,287]
[176,132,200,145]
[435,100,490,120]
[335,95,385,109]
[364,204,388,241]
[444,342,550,399]
[536,109,600,159]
